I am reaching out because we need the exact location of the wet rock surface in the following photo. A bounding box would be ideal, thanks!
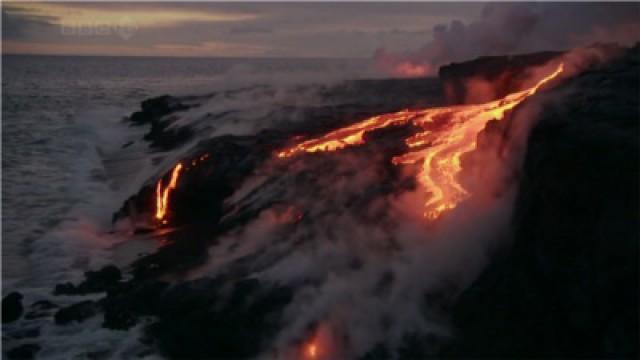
[2,292,23,324]
[129,94,192,126]
[4,326,41,340]
[6,343,40,360]
[54,300,99,326]
[53,265,122,295]
[24,300,58,320]
[128,94,201,150]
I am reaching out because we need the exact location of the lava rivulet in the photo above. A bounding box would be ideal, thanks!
[154,153,211,224]
[305,342,318,359]
[155,162,183,223]
[278,64,564,219]
[276,111,415,158]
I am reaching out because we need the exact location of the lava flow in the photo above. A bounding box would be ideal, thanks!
[155,162,183,223]
[305,342,318,359]
[155,154,209,224]
[154,153,211,224]
[302,333,322,359]
[278,63,564,219]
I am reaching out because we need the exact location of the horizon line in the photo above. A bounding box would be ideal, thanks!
[1,52,369,61]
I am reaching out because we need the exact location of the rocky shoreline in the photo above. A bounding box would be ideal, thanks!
[3,45,638,359]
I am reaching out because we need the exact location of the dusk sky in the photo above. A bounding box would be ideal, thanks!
[2,2,485,58]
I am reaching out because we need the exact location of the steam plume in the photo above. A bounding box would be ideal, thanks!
[375,3,640,77]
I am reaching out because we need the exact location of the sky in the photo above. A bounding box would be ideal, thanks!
[3,1,639,64]
[2,2,485,58]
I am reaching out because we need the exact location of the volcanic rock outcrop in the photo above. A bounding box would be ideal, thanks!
[439,50,562,103]
[2,292,23,324]
[444,44,639,358]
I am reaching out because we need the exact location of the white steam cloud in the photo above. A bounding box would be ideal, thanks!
[181,46,622,358]
[375,3,640,77]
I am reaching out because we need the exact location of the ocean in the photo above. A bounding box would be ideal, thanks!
[2,54,371,290]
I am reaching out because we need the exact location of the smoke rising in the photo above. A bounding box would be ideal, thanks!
[180,47,623,358]
[101,45,621,359]
[182,120,528,359]
[156,51,616,358]
[375,3,640,77]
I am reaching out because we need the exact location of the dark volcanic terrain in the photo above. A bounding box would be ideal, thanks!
[3,45,638,359]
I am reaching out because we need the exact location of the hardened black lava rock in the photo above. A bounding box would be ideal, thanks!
[6,343,41,360]
[127,94,199,150]
[54,265,122,295]
[444,45,639,358]
[24,300,58,320]
[54,300,99,325]
[439,50,562,103]
[101,280,169,330]
[146,278,293,359]
[2,292,23,323]
[129,95,191,126]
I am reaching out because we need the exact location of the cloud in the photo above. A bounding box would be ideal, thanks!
[3,2,259,28]
[1,8,58,40]
[227,26,274,35]
[1,2,482,58]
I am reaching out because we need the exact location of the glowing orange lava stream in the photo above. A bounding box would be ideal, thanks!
[155,162,183,223]
[305,342,318,359]
[278,64,564,219]
[152,153,211,225]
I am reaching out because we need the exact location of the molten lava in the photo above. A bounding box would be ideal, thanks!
[305,342,318,359]
[153,153,211,224]
[155,162,183,223]
[278,63,564,219]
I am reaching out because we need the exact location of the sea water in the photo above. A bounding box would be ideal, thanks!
[2,54,369,290]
